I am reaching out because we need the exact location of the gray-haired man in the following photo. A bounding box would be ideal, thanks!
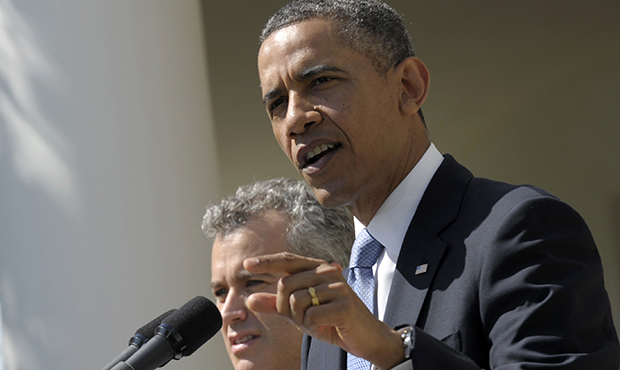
[203,177,353,370]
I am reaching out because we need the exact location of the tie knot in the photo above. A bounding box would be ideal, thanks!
[350,229,384,269]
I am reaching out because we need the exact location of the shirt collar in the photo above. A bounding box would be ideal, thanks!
[354,143,444,259]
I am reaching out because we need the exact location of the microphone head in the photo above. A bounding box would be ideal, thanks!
[129,308,177,347]
[135,309,177,337]
[161,296,222,356]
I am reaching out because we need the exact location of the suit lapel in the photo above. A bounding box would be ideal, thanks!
[384,223,447,327]
[304,335,347,369]
[384,155,472,328]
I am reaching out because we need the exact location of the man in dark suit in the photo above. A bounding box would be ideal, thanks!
[244,0,620,369]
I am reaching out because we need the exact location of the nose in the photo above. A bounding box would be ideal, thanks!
[284,93,322,137]
[220,291,248,325]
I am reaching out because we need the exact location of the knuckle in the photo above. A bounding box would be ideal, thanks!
[277,278,288,294]
[280,251,298,262]
[278,275,292,291]
[304,308,319,327]
[317,263,343,277]
[289,290,304,306]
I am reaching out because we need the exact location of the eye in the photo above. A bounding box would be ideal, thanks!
[312,76,336,89]
[246,279,266,288]
[269,97,286,115]
[213,287,228,300]
[315,76,333,85]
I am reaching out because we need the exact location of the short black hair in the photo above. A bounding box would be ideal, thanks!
[260,0,416,75]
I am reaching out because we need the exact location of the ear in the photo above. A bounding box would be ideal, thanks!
[395,57,430,116]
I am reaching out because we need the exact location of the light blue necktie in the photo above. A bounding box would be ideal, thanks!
[347,228,384,370]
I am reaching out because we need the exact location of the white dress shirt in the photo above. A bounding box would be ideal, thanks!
[354,143,443,370]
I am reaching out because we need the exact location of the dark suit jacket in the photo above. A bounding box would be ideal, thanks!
[302,154,619,369]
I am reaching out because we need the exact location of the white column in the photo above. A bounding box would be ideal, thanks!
[0,1,229,369]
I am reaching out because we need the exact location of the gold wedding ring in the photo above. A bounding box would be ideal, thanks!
[308,286,320,306]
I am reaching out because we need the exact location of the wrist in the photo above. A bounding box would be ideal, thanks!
[398,326,413,361]
[372,328,409,370]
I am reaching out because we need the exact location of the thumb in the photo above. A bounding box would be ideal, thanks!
[246,292,278,314]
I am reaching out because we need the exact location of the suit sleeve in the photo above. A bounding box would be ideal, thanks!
[407,195,619,369]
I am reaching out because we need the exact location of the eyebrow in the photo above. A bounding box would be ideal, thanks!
[262,64,345,107]
[262,88,282,108]
[298,64,344,79]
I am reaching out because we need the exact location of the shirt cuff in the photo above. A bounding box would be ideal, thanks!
[371,360,412,370]
[390,360,412,370]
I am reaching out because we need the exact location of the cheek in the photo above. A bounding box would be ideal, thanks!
[220,329,229,351]
[218,308,228,331]
[261,314,302,342]
[272,125,293,156]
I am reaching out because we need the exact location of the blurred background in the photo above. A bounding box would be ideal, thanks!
[0,1,618,369]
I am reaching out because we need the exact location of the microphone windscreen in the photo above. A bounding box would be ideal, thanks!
[135,309,176,338]
[162,296,222,356]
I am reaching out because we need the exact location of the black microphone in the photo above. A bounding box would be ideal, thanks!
[110,296,222,370]
[101,309,177,370]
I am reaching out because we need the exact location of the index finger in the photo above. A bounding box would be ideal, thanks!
[244,252,326,275]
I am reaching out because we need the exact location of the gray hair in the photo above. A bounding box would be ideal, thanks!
[202,178,353,267]
[259,0,416,75]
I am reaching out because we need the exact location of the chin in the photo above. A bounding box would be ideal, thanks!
[234,359,258,370]
[311,186,352,209]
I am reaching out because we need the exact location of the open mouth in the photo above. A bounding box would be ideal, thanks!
[306,143,338,165]
[234,334,258,345]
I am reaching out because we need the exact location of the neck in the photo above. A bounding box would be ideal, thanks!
[349,140,430,226]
